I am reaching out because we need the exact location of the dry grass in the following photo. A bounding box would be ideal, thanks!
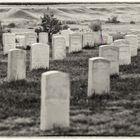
[0,46,140,136]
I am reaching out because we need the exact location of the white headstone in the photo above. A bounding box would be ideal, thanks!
[10,29,36,48]
[102,33,113,45]
[69,33,82,53]
[61,29,73,47]
[7,49,26,81]
[83,32,94,47]
[25,32,37,46]
[3,33,16,54]
[129,29,140,49]
[88,57,110,96]
[30,43,49,70]
[107,35,113,44]
[99,45,119,75]
[52,36,66,60]
[40,71,70,130]
[93,31,102,46]
[39,32,48,44]
[15,35,26,49]
[11,28,35,33]
[113,39,131,65]
[125,34,138,56]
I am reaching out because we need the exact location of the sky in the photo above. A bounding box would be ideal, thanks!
[1,0,140,3]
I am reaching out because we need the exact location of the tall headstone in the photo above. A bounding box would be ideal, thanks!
[113,39,131,65]
[93,31,102,46]
[30,43,49,70]
[125,34,138,56]
[61,29,73,47]
[3,33,16,54]
[52,36,66,60]
[7,49,26,81]
[40,71,70,130]
[83,32,94,47]
[25,32,37,47]
[102,33,113,45]
[99,45,119,75]
[69,33,82,53]
[39,32,48,44]
[88,57,110,96]
[107,35,113,44]
[129,29,140,49]
[15,35,26,49]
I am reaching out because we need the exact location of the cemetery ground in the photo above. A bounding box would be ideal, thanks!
[0,46,140,136]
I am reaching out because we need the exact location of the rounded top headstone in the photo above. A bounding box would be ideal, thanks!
[89,57,110,63]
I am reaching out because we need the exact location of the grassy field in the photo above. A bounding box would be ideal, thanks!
[0,46,140,136]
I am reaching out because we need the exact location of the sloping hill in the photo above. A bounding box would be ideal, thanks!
[4,8,38,20]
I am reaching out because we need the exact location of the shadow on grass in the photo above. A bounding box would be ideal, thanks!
[119,55,140,74]
[111,77,140,91]
[88,92,120,113]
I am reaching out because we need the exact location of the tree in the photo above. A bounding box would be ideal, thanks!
[40,7,62,45]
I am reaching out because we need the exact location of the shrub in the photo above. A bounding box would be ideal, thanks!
[61,24,69,30]
[35,27,43,35]
[106,16,120,24]
[7,22,16,28]
[130,21,135,24]
[89,20,102,32]
[65,20,77,24]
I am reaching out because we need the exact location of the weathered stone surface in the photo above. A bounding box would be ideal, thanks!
[99,45,119,74]
[61,29,73,47]
[129,29,140,49]
[3,33,16,54]
[69,33,82,52]
[113,39,131,65]
[88,57,110,96]
[25,32,37,47]
[125,34,138,56]
[52,36,66,60]
[10,28,35,33]
[83,32,94,47]
[40,71,70,130]
[30,43,49,70]
[15,35,26,49]
[7,49,26,81]
[39,32,48,44]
